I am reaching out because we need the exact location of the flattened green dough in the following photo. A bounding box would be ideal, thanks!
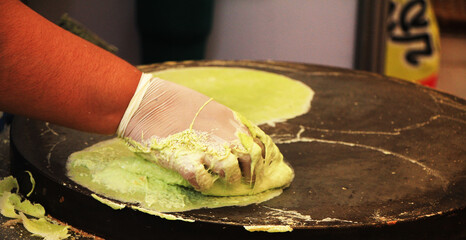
[151,67,314,125]
[67,67,314,213]
[67,138,283,212]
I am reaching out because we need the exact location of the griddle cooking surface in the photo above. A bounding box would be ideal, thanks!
[10,61,466,239]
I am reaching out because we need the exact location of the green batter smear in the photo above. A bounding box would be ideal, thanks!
[151,67,314,125]
[67,67,314,213]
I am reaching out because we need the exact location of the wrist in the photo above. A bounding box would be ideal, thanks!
[117,73,153,136]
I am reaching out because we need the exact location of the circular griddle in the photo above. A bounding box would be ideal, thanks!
[10,60,466,239]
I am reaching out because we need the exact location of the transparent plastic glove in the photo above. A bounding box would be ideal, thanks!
[117,73,257,191]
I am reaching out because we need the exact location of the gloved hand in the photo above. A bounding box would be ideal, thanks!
[117,73,260,191]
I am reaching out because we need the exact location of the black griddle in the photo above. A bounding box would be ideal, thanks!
[9,60,466,239]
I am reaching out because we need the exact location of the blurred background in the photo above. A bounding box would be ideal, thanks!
[23,0,465,98]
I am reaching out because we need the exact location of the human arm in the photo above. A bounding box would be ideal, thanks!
[0,0,140,134]
[0,0,257,190]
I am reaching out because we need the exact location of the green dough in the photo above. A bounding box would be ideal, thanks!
[67,138,284,212]
[151,67,314,125]
[67,67,314,213]
[0,176,69,239]
[20,213,70,240]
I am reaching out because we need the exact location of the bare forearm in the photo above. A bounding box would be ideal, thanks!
[0,0,141,134]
